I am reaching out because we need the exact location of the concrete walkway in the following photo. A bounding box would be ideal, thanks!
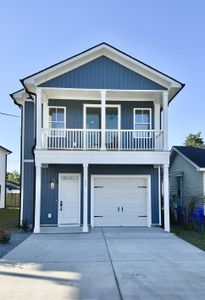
[1,227,205,299]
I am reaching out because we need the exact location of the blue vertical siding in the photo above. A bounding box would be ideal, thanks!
[41,164,83,225]
[23,162,35,225]
[24,102,35,159]
[39,56,166,90]
[48,100,154,130]
[40,164,159,226]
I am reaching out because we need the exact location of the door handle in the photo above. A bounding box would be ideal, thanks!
[60,201,63,211]
[117,206,120,212]
[121,206,123,212]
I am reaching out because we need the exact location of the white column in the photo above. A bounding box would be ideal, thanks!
[163,164,170,232]
[101,90,106,150]
[154,100,161,150]
[154,100,160,131]
[158,166,162,226]
[34,163,41,233]
[42,96,48,149]
[36,88,42,149]
[163,91,169,150]
[83,163,89,232]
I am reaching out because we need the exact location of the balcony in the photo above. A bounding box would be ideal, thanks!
[41,129,164,151]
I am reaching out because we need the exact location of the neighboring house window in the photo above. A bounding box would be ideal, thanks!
[134,109,151,130]
[48,107,65,129]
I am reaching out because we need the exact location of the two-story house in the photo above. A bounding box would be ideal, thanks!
[11,43,184,233]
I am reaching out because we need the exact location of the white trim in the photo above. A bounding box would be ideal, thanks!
[36,88,42,149]
[35,149,170,166]
[83,164,89,232]
[158,166,162,226]
[163,91,168,150]
[154,101,161,131]
[83,103,121,130]
[163,164,170,232]
[133,108,152,130]
[20,103,25,224]
[58,173,81,227]
[47,106,66,129]
[34,163,41,233]
[90,175,152,228]
[101,90,106,150]
[23,44,182,91]
[24,159,34,163]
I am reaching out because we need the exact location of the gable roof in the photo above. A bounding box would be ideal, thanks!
[0,146,12,155]
[171,146,205,170]
[11,42,184,105]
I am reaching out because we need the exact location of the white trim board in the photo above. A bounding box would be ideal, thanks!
[90,175,152,228]
[22,44,183,92]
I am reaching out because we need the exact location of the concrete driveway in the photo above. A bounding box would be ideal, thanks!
[1,227,205,299]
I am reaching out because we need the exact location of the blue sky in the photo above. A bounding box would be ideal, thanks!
[0,0,205,171]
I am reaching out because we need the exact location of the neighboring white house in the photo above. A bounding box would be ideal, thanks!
[0,146,11,208]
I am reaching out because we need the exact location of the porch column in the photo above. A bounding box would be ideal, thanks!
[154,100,161,149]
[34,162,41,233]
[36,88,42,150]
[83,163,89,232]
[163,164,170,232]
[101,90,106,150]
[162,91,168,150]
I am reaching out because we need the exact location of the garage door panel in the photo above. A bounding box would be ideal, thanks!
[93,177,149,227]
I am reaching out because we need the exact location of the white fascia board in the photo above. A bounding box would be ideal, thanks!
[23,44,182,94]
[172,147,200,170]
[199,168,205,171]
[34,150,170,166]
[42,87,163,101]
[11,89,31,106]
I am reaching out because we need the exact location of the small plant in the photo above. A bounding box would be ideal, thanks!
[0,229,11,244]
[186,195,205,231]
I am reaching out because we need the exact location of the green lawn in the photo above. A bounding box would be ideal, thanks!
[171,225,205,251]
[0,208,20,231]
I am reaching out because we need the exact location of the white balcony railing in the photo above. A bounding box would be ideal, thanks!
[41,129,164,151]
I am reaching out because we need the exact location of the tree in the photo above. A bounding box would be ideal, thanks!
[6,170,20,184]
[184,132,204,148]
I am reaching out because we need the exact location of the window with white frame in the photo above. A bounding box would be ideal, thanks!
[48,107,65,129]
[134,109,151,130]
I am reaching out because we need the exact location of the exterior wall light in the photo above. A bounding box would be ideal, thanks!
[50,179,55,189]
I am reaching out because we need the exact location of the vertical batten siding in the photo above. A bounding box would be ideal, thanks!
[170,153,204,204]
[24,102,35,159]
[39,56,166,90]
[88,164,159,224]
[39,164,159,226]
[41,164,83,225]
[107,101,154,129]
[23,162,35,226]
[48,100,154,130]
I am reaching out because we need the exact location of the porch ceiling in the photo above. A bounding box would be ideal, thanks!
[42,88,163,102]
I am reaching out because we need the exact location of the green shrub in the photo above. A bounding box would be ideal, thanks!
[0,229,11,244]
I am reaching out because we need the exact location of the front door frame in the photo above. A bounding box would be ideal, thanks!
[91,174,151,228]
[58,173,81,227]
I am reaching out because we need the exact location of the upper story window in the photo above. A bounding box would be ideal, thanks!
[48,107,65,129]
[134,109,151,130]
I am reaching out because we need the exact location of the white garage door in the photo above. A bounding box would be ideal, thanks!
[93,176,150,226]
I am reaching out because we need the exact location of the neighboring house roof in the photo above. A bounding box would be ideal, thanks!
[10,42,185,105]
[171,146,205,171]
[6,181,20,191]
[0,146,12,155]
